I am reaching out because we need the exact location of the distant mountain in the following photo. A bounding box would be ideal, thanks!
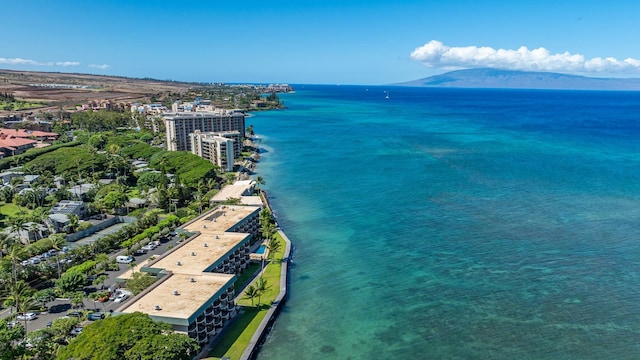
[397,68,640,90]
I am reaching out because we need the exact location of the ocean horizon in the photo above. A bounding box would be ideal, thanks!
[248,85,640,359]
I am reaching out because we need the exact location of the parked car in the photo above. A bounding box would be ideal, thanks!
[70,327,83,336]
[87,312,105,321]
[114,293,129,303]
[116,255,134,264]
[133,248,147,256]
[16,313,37,321]
[149,240,161,248]
[7,321,21,328]
[66,311,83,318]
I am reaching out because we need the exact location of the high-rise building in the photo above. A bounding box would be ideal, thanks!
[190,130,241,172]
[164,110,245,152]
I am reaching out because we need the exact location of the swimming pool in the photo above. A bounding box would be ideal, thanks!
[254,245,267,255]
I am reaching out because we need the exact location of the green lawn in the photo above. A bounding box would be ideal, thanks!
[205,234,286,360]
[0,202,31,217]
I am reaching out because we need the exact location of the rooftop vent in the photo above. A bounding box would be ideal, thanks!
[203,243,208,247]
[173,290,180,296]
[154,304,161,311]
[191,251,196,256]
[215,235,219,239]
[176,261,182,266]
[202,224,207,229]
[190,277,195,283]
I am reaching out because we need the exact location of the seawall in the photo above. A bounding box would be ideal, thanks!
[239,190,292,360]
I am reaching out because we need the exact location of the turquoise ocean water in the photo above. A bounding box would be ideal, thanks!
[249,85,640,359]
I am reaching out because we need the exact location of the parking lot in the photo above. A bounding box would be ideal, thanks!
[1,233,183,333]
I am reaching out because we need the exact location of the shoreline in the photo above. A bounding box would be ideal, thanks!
[238,190,292,360]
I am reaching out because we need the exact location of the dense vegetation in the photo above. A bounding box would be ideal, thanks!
[57,312,199,360]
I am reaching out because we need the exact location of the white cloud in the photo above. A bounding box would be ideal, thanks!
[410,40,640,74]
[56,61,80,67]
[88,64,110,70]
[0,57,79,67]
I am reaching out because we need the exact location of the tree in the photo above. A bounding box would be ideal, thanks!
[244,285,259,307]
[70,291,86,310]
[255,277,271,306]
[125,332,200,360]
[5,243,25,283]
[26,328,58,359]
[95,253,110,272]
[93,274,109,291]
[57,312,199,360]
[126,272,157,295]
[3,280,34,331]
[67,214,80,233]
[0,319,27,359]
[46,234,66,279]
[33,288,56,311]
[255,176,265,189]
[56,271,85,293]
[267,237,281,263]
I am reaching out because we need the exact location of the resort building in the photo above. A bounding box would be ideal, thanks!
[163,110,246,152]
[189,130,242,172]
[116,204,261,346]
[210,179,262,206]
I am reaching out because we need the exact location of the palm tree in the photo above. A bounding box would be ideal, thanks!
[255,277,271,306]
[6,243,26,284]
[67,214,79,233]
[255,176,265,190]
[243,285,259,307]
[4,280,35,331]
[9,216,27,245]
[267,237,281,263]
[46,234,66,279]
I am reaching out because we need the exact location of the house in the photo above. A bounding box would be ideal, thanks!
[18,222,50,242]
[50,200,88,219]
[0,134,36,156]
[0,171,23,185]
[48,213,70,233]
[68,184,96,201]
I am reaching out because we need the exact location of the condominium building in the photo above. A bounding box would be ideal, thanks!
[116,205,261,346]
[189,130,242,172]
[164,110,246,152]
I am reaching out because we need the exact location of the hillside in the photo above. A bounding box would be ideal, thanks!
[0,69,196,116]
[397,68,640,90]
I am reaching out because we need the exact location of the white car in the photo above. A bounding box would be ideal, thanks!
[141,244,155,251]
[114,293,129,303]
[70,327,83,336]
[16,313,37,321]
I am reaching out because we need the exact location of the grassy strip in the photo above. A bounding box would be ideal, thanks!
[205,233,286,359]
[234,263,261,292]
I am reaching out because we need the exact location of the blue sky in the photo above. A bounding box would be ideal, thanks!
[3,0,640,84]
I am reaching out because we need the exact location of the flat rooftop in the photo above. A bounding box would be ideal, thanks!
[211,180,255,202]
[182,205,260,234]
[118,272,234,322]
[150,231,249,275]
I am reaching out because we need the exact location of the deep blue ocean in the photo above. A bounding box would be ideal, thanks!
[248,85,640,359]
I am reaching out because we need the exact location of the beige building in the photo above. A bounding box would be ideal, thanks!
[164,110,246,152]
[189,130,242,172]
[116,204,261,346]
